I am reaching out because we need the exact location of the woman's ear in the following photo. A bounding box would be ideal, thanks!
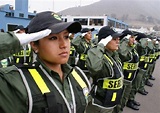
[30,42,38,53]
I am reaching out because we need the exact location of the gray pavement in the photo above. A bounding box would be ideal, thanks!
[123,59,160,113]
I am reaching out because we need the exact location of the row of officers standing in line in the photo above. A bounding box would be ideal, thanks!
[0,11,159,113]
[68,26,159,113]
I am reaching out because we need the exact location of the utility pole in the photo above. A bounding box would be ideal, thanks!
[53,0,54,11]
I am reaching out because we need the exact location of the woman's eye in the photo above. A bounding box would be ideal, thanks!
[49,36,57,40]
[64,35,69,39]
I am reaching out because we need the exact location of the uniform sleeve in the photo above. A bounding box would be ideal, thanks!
[86,43,105,74]
[118,39,132,62]
[72,35,86,54]
[0,32,21,60]
[0,66,28,113]
[147,41,154,50]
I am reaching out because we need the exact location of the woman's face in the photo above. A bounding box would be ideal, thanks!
[31,30,70,65]
[129,36,135,45]
[106,37,120,51]
[84,31,92,41]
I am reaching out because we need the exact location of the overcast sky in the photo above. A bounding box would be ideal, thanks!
[0,0,100,12]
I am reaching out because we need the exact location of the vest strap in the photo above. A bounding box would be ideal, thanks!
[104,54,113,66]
[72,69,88,96]
[28,69,50,94]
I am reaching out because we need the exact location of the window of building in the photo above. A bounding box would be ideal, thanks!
[62,18,67,22]
[121,24,125,29]
[89,18,104,26]
[116,22,121,28]
[28,15,35,19]
[7,24,18,31]
[74,18,88,25]
[5,12,14,17]
[19,13,24,18]
[108,20,115,27]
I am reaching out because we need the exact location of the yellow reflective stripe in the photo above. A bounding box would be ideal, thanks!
[16,58,20,63]
[128,73,132,79]
[14,55,30,57]
[103,77,123,89]
[85,43,88,48]
[80,54,87,60]
[149,54,155,58]
[145,57,149,62]
[28,69,50,94]
[70,46,75,55]
[123,62,138,70]
[70,51,72,54]
[13,50,31,56]
[144,64,148,68]
[150,59,153,62]
[72,69,87,89]
[72,69,88,96]
[29,57,31,62]
[104,54,113,66]
[70,46,75,50]
[140,56,145,61]
[111,92,117,101]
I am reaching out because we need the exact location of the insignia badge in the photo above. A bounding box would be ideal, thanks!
[51,13,62,21]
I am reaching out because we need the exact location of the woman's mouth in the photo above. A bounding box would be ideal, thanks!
[59,52,68,57]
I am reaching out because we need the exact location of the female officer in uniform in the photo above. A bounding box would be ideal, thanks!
[0,11,90,113]
[114,30,139,112]
[72,28,94,76]
[86,26,124,113]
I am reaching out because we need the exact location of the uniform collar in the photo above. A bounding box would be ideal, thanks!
[36,57,73,78]
[105,49,114,56]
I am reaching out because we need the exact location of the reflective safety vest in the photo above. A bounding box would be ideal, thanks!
[78,42,93,70]
[18,63,90,113]
[149,53,155,64]
[123,49,139,82]
[155,50,159,60]
[139,56,149,70]
[70,45,77,57]
[68,44,78,66]
[13,44,32,64]
[91,54,123,109]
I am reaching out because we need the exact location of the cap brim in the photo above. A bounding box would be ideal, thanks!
[132,32,138,36]
[81,28,95,33]
[49,21,82,34]
[112,33,123,38]
[90,28,95,31]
